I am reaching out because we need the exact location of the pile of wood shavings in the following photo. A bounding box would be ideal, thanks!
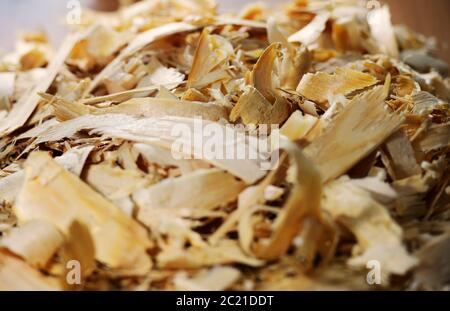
[0,0,449,291]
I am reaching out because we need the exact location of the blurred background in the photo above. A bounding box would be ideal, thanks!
[0,0,449,62]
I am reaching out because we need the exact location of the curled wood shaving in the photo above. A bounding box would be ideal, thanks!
[267,18,311,90]
[134,169,245,213]
[0,72,15,100]
[230,86,290,125]
[297,67,378,108]
[322,177,418,277]
[305,79,404,182]
[0,250,61,291]
[0,28,95,135]
[414,232,450,290]
[289,12,330,46]
[52,96,229,122]
[249,144,321,260]
[30,114,266,184]
[0,220,64,269]
[15,152,152,275]
[251,43,282,104]
[188,29,234,89]
[86,163,154,215]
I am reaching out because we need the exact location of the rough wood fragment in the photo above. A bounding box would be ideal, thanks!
[305,81,403,182]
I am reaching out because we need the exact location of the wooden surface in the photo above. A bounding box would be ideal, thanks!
[0,0,448,63]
